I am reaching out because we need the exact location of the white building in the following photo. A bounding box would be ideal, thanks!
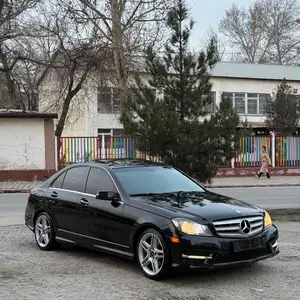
[40,61,300,137]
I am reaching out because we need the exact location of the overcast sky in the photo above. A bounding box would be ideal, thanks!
[187,0,255,50]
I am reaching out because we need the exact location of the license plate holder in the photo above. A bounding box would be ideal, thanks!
[233,237,265,252]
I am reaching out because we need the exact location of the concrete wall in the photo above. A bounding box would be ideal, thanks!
[0,118,45,170]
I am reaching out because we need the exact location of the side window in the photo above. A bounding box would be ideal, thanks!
[51,172,66,188]
[85,167,115,195]
[62,167,88,192]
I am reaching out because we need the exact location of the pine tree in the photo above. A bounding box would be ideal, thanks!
[120,0,241,182]
[265,78,300,136]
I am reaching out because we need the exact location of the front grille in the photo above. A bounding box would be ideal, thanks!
[213,216,264,238]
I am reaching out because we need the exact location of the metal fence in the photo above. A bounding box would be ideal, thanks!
[58,135,300,169]
[236,136,300,167]
[59,136,147,167]
[276,136,300,166]
[235,136,271,167]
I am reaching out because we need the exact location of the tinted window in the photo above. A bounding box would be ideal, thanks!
[113,166,205,195]
[62,167,88,192]
[85,167,115,195]
[51,172,66,188]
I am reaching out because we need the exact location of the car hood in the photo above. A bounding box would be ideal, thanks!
[132,191,263,222]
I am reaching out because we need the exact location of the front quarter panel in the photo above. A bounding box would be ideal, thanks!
[124,204,171,251]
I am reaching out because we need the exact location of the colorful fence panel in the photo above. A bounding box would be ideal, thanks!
[276,136,300,166]
[59,135,148,167]
[235,136,271,167]
[59,135,300,169]
[236,136,300,167]
[60,137,99,165]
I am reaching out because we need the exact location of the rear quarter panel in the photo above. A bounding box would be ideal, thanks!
[25,188,48,230]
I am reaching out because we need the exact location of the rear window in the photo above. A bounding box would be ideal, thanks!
[113,166,205,195]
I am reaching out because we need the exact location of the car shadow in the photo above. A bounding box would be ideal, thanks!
[56,244,272,284]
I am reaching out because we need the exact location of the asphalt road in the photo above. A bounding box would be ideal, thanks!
[1,191,300,299]
[209,187,300,209]
[1,187,299,227]
[0,223,299,300]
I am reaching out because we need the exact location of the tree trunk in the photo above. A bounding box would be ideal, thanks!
[55,93,72,137]
[0,45,17,107]
[110,0,128,106]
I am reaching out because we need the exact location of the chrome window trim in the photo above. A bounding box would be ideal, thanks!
[49,165,125,204]
[49,187,124,205]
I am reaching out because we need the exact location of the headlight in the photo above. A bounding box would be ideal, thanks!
[264,211,272,229]
[172,218,213,236]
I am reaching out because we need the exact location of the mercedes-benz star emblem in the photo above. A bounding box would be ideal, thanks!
[240,219,251,234]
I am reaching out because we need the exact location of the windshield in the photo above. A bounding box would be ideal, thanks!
[113,166,205,196]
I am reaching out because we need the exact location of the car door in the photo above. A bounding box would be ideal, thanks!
[46,166,89,240]
[77,167,130,253]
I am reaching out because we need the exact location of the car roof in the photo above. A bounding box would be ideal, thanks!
[73,159,169,169]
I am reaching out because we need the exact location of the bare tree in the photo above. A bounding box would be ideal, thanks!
[0,0,41,108]
[256,0,300,65]
[219,3,271,63]
[219,0,300,65]
[64,0,174,103]
[202,28,226,61]
[29,1,111,138]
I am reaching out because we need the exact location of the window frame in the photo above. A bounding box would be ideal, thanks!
[246,93,259,115]
[204,91,216,113]
[50,171,67,189]
[84,167,118,196]
[60,166,89,193]
[97,87,112,113]
[222,92,270,116]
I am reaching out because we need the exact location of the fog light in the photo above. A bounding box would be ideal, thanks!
[272,240,279,252]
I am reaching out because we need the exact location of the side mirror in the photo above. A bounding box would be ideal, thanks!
[96,191,120,201]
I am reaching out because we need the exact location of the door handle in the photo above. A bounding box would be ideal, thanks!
[51,191,58,197]
[80,198,89,206]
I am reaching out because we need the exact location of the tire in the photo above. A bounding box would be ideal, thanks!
[136,228,172,281]
[34,212,61,251]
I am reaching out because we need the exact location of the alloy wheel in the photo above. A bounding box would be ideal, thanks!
[35,214,52,248]
[138,232,165,276]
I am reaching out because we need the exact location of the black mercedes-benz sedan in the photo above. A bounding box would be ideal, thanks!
[25,160,279,280]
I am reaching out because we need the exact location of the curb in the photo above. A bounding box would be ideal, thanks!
[268,208,300,217]
[206,183,299,188]
[0,189,30,193]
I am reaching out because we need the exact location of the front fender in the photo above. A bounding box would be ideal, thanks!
[129,214,171,251]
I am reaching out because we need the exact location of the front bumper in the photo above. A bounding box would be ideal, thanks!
[168,224,279,270]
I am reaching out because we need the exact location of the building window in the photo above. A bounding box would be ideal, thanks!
[113,129,125,136]
[97,87,122,113]
[97,128,126,136]
[222,92,270,115]
[97,87,112,113]
[204,92,216,113]
[258,94,268,115]
[97,87,155,113]
[247,93,259,115]
[112,88,121,112]
[98,128,111,136]
[234,93,246,114]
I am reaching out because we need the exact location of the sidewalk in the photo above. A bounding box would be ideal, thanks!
[207,176,299,188]
[0,181,43,193]
[0,176,298,193]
